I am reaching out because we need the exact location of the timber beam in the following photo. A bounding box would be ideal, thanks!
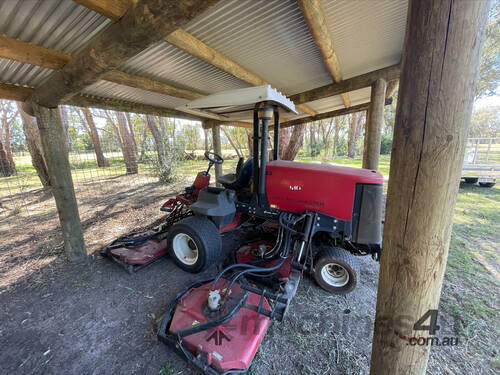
[297,0,351,108]
[0,83,202,120]
[165,29,317,116]
[289,64,400,105]
[281,103,369,128]
[73,0,132,21]
[26,0,219,108]
[0,34,204,101]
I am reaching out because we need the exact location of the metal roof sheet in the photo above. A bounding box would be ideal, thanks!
[82,80,189,109]
[120,41,251,95]
[0,0,110,54]
[0,0,408,118]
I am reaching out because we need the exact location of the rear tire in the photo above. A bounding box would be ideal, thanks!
[313,246,359,294]
[167,216,221,273]
[479,182,495,188]
[464,178,478,183]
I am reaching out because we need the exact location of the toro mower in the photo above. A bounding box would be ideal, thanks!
[156,86,384,374]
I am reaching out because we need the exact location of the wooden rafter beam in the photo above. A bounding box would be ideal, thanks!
[0,82,202,120]
[281,103,369,128]
[289,64,401,105]
[0,35,71,70]
[297,0,350,108]
[27,0,219,108]
[101,70,203,100]
[0,34,204,101]
[203,119,253,129]
[165,29,317,116]
[73,0,132,22]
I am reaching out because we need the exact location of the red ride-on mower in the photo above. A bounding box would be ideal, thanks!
[157,86,384,374]
[100,151,249,273]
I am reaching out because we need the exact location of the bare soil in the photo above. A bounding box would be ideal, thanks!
[0,176,497,375]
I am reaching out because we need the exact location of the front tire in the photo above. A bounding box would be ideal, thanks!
[167,216,221,273]
[313,246,359,294]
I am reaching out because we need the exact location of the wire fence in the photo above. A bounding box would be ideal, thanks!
[0,126,239,237]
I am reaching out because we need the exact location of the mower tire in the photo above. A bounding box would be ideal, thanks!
[313,246,359,294]
[167,216,221,273]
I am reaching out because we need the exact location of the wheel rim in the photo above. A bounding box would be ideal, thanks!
[321,263,349,287]
[172,233,198,265]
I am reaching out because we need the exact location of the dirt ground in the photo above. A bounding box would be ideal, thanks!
[0,175,497,375]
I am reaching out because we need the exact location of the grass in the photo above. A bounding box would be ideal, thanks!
[441,183,499,340]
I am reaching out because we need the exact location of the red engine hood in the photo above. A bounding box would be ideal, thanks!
[265,160,383,221]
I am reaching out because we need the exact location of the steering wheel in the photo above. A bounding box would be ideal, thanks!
[204,151,224,165]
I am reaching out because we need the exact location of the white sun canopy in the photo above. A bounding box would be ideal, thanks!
[177,85,298,122]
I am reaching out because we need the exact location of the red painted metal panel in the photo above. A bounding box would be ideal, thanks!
[265,160,383,221]
[169,280,270,372]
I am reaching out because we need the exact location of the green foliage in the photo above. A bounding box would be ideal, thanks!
[469,105,500,137]
[476,1,500,99]
[380,133,393,155]
[309,140,323,157]
[159,362,175,375]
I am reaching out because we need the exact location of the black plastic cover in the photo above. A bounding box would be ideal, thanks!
[352,183,383,245]
[189,187,236,228]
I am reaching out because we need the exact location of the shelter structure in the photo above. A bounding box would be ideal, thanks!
[0,0,489,373]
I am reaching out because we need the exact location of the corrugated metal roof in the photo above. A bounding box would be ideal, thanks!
[306,87,372,114]
[0,58,52,86]
[0,0,408,117]
[323,0,408,79]
[120,41,251,95]
[82,81,189,109]
[184,0,332,95]
[0,0,110,54]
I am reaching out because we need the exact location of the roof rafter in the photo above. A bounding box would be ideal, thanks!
[0,82,202,120]
[297,0,351,108]
[73,0,132,22]
[290,64,401,105]
[0,35,206,101]
[26,0,219,108]
[165,29,317,116]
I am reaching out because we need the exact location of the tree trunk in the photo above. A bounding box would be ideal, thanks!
[278,127,291,159]
[81,108,109,167]
[146,115,171,180]
[245,129,253,156]
[281,123,306,160]
[2,119,16,175]
[125,112,138,153]
[116,112,138,174]
[18,103,50,187]
[221,127,242,158]
[370,1,489,374]
[332,118,340,156]
[0,139,12,177]
[348,112,364,158]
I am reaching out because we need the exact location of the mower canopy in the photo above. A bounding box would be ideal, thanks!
[177,85,298,121]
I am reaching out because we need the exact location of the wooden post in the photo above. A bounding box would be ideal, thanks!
[212,124,222,187]
[370,1,489,374]
[362,78,386,170]
[31,103,87,262]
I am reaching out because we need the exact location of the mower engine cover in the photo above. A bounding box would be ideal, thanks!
[265,160,383,221]
[168,279,271,373]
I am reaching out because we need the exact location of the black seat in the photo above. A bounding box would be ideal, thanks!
[217,157,253,190]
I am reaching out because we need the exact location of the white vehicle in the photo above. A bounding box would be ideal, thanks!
[461,138,499,187]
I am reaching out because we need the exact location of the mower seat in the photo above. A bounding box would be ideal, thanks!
[217,157,253,190]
